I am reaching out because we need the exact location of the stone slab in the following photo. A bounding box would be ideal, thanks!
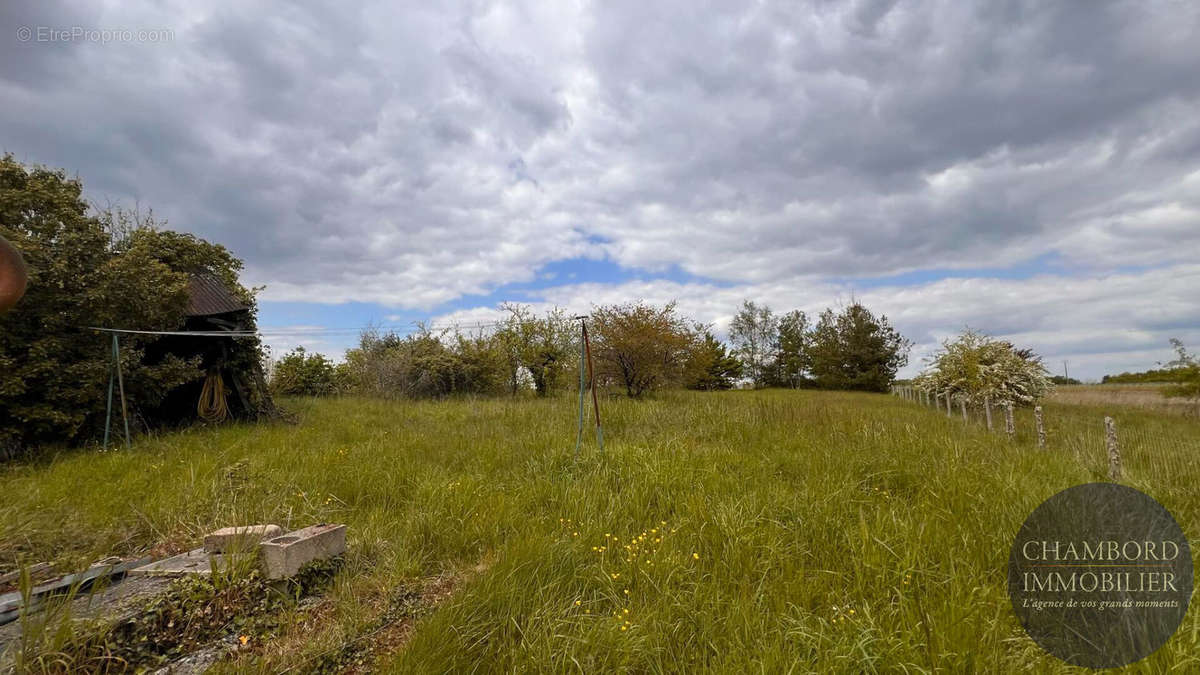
[259,524,346,579]
[128,549,224,577]
[0,557,150,626]
[203,524,284,554]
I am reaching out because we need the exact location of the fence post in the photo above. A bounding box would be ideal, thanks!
[984,396,993,431]
[1105,416,1121,481]
[1004,402,1014,439]
[960,398,967,422]
[1034,405,1045,449]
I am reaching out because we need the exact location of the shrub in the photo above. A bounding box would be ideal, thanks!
[590,301,698,398]
[914,329,1051,405]
[270,347,338,396]
[1162,339,1200,404]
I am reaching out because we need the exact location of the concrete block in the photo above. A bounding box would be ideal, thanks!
[259,524,346,579]
[203,524,284,553]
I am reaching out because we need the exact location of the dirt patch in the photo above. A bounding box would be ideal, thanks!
[250,562,487,674]
[343,573,462,673]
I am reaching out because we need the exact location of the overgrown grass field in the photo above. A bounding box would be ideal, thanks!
[1049,383,1200,418]
[2,390,1198,672]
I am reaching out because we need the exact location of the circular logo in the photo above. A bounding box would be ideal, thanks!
[1008,483,1192,668]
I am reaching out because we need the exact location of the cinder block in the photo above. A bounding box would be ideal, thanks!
[203,524,285,553]
[259,524,346,579]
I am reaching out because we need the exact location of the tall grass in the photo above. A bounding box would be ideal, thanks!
[2,390,1197,672]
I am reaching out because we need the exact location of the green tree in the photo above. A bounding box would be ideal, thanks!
[729,300,777,388]
[773,309,811,388]
[685,331,743,391]
[494,304,574,396]
[807,303,911,392]
[454,330,510,396]
[0,155,259,457]
[590,301,697,398]
[270,347,338,396]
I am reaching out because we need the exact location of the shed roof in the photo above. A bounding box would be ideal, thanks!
[185,273,248,317]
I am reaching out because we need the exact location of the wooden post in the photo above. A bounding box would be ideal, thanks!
[1105,416,1121,481]
[1034,405,1045,448]
[984,396,993,431]
[960,398,967,422]
[1004,402,1014,439]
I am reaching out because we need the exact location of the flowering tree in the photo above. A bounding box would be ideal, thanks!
[914,329,1051,405]
[1162,339,1200,411]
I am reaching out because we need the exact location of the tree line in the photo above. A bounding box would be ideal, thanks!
[273,299,913,398]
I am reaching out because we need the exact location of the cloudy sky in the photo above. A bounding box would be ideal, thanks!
[4,0,1199,379]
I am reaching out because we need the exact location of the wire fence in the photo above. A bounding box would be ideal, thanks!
[891,386,1200,486]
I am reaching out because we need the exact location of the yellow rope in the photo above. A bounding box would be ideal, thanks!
[197,372,229,423]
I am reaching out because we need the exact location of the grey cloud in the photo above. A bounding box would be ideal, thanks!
[1,0,1198,314]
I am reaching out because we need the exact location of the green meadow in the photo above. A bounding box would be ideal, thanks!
[2,390,1198,672]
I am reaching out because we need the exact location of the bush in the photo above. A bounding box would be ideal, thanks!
[590,301,698,398]
[1161,339,1200,403]
[270,347,338,396]
[914,329,1051,405]
[339,328,482,399]
[335,307,578,400]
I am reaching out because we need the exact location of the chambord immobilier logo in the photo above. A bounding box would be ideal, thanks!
[1008,483,1192,668]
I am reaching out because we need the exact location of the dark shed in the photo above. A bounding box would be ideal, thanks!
[141,273,274,426]
[186,273,249,317]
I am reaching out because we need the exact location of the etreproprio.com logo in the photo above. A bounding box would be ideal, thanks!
[16,26,175,44]
[1008,483,1193,668]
